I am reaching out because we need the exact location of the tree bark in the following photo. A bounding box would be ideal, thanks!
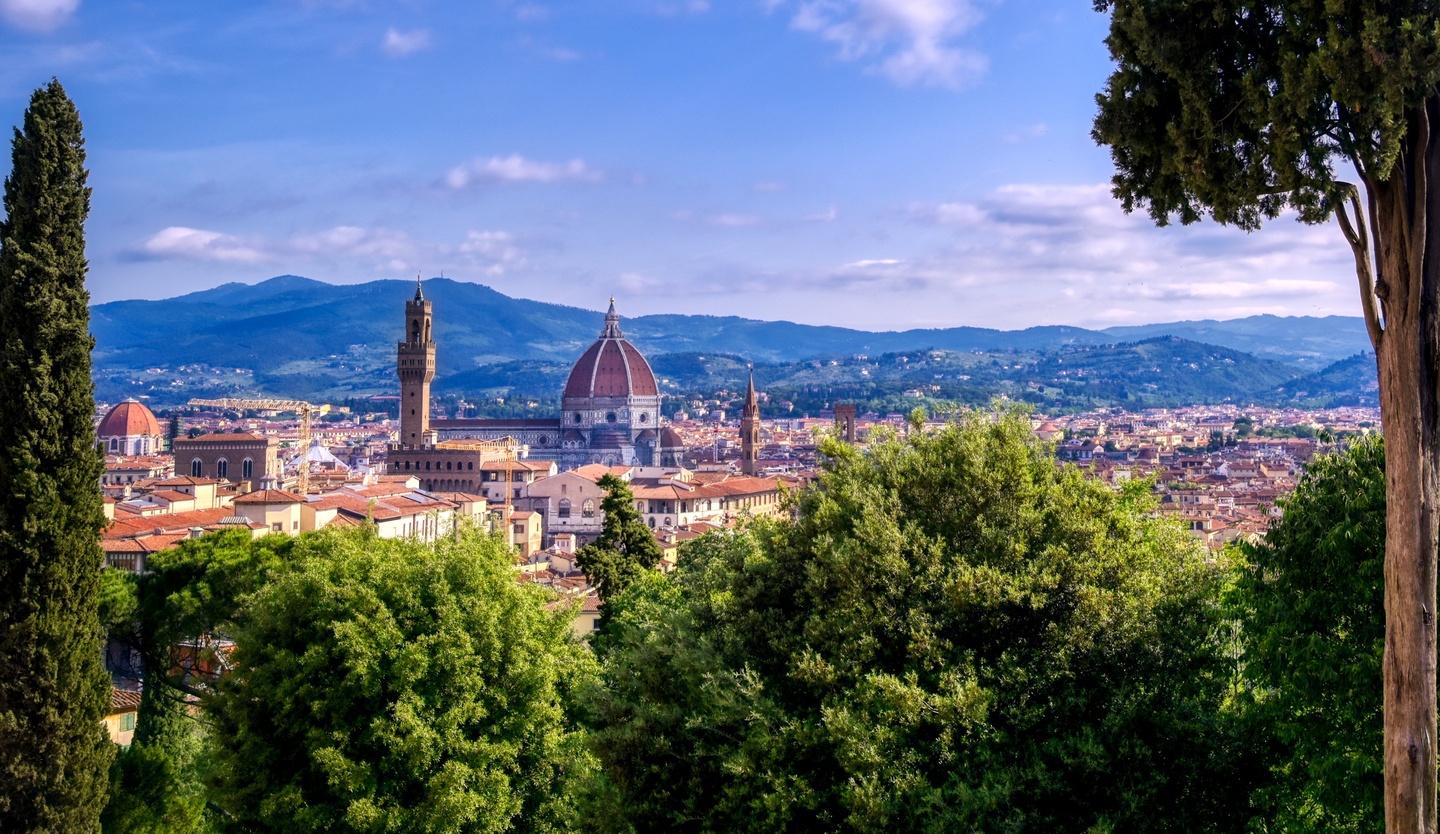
[1361,98,1440,834]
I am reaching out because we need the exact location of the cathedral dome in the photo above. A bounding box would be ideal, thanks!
[99,398,162,438]
[563,300,659,399]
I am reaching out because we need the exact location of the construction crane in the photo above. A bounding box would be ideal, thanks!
[187,397,329,495]
[434,436,521,511]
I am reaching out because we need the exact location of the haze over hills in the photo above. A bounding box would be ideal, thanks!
[88,275,1377,409]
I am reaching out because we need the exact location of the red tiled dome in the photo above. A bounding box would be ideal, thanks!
[563,300,658,399]
[98,399,162,438]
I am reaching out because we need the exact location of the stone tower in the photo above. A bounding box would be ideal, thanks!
[397,279,436,449]
[740,369,761,476]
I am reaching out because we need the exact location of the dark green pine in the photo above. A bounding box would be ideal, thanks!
[0,79,114,833]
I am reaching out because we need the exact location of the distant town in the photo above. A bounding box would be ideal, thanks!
[94,286,1377,655]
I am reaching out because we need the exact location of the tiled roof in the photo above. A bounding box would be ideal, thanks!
[110,688,142,713]
[233,489,304,505]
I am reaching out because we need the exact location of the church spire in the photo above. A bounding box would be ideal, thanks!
[740,366,761,476]
[600,297,623,338]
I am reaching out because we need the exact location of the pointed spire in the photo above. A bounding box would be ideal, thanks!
[600,296,623,338]
[414,272,425,302]
[743,367,760,418]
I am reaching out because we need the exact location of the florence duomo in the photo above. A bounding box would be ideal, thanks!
[390,282,687,473]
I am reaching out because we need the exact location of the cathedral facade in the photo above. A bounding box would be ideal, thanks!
[394,286,684,470]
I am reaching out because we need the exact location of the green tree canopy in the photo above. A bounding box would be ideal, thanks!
[0,79,113,832]
[1092,5,1440,826]
[1235,436,1387,832]
[583,409,1255,833]
[576,473,662,607]
[203,527,595,834]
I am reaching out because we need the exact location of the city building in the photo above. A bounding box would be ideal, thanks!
[98,398,165,456]
[172,432,279,488]
[395,287,686,469]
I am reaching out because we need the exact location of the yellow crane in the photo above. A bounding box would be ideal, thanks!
[433,436,520,510]
[187,397,329,495]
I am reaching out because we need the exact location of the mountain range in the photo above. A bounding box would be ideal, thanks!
[88,275,1378,411]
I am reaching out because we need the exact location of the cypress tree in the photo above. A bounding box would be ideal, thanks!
[0,80,114,831]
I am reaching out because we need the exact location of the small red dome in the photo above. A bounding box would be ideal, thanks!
[563,300,658,399]
[98,399,162,438]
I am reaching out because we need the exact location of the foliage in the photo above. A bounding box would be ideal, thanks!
[102,685,210,834]
[203,527,595,834]
[583,408,1256,833]
[576,474,662,607]
[1233,436,1387,832]
[0,79,114,832]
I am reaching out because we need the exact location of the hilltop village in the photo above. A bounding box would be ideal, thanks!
[94,288,1379,638]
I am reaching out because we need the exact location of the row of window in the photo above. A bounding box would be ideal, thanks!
[398,460,476,472]
[555,498,595,519]
[190,458,254,480]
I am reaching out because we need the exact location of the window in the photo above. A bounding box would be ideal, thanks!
[648,517,655,528]
[664,518,672,528]
[242,458,253,481]
[558,499,571,519]
[582,499,595,518]
[639,413,648,423]
[573,413,582,424]
[108,437,118,452]
[513,523,525,536]
[446,461,453,470]
[120,713,135,732]
[191,459,202,478]
[216,459,228,480]
[272,522,282,533]
[606,412,617,423]
[468,462,474,470]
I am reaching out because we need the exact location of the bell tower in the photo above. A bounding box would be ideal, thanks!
[740,369,761,476]
[397,278,436,449]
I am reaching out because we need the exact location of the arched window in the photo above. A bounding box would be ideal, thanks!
[425,461,431,471]
[648,517,655,528]
[108,437,118,452]
[663,517,672,528]
[446,461,453,470]
[639,413,648,423]
[242,458,254,481]
[216,458,228,480]
[573,413,582,424]
[606,412,617,423]
[191,459,202,478]
[582,499,595,518]
[558,499,571,519]
[468,462,474,470]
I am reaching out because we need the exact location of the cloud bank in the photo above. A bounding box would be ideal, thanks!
[775,0,987,88]
[0,0,80,32]
[443,155,602,188]
[136,224,526,277]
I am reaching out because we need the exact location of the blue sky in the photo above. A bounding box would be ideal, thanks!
[0,0,1355,330]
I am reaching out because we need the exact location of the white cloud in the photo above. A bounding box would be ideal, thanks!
[443,155,602,188]
[140,227,267,264]
[381,27,432,58]
[458,230,527,275]
[0,0,79,32]
[777,0,986,88]
[134,225,527,278]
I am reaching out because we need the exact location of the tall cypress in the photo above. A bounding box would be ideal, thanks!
[0,80,113,832]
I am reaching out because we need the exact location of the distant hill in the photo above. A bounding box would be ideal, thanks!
[88,275,1377,407]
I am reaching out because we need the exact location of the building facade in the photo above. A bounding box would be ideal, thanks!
[391,288,686,470]
[172,432,279,487]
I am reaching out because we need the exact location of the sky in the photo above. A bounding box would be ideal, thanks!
[0,0,1358,330]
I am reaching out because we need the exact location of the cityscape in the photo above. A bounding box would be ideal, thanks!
[1,2,1436,834]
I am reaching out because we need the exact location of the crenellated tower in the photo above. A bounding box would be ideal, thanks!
[397,278,436,449]
[740,369,761,476]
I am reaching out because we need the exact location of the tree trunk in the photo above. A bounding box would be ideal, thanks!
[1368,101,1440,834]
